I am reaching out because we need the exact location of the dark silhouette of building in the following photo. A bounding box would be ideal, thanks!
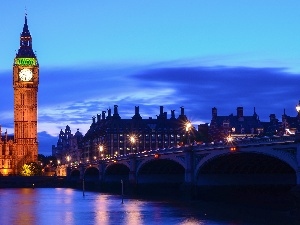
[260,113,281,136]
[281,107,300,135]
[208,104,300,142]
[52,101,300,164]
[209,107,264,141]
[52,126,83,164]
[0,128,15,175]
[80,105,194,161]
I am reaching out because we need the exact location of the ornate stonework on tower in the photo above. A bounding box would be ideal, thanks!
[13,15,39,172]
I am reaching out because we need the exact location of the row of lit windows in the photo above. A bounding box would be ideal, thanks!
[1,147,13,155]
[112,144,178,153]
[0,159,11,168]
[111,134,182,140]
[112,140,176,144]
[112,134,180,138]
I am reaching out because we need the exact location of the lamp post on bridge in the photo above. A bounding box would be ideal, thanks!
[296,100,300,116]
[66,155,71,166]
[185,122,192,145]
[296,100,300,142]
[129,135,136,154]
[99,145,104,159]
[226,135,233,144]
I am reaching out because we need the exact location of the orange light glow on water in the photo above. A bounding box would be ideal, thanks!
[230,147,237,151]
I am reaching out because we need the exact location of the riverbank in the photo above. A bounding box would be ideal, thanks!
[0,176,67,188]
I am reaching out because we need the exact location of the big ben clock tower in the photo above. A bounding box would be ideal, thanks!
[13,14,39,172]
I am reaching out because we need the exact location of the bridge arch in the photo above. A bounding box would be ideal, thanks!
[195,145,298,175]
[136,154,185,173]
[104,162,130,183]
[84,166,100,181]
[196,151,296,186]
[137,158,185,184]
[70,169,80,180]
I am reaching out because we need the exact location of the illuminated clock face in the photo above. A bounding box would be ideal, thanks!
[19,68,33,81]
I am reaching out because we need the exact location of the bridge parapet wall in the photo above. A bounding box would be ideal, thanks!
[192,135,295,151]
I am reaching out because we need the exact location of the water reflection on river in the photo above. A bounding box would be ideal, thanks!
[0,188,296,225]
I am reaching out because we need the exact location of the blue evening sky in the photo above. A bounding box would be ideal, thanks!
[0,1,300,155]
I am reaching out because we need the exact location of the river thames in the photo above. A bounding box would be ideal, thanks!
[0,188,298,225]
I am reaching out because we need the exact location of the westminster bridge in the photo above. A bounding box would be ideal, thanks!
[66,135,300,194]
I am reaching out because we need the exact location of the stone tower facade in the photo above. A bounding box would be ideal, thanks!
[12,15,39,172]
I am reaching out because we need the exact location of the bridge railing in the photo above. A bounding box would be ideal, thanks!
[79,135,296,164]
[232,135,295,146]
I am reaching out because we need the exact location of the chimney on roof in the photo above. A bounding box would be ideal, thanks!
[212,107,217,118]
[180,106,184,116]
[270,114,276,122]
[113,105,121,119]
[133,106,142,119]
[135,106,139,115]
[113,105,119,116]
[160,106,164,116]
[171,110,175,119]
[107,108,111,117]
[237,107,243,118]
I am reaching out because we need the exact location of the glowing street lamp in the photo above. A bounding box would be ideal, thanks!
[296,101,300,140]
[66,155,71,164]
[185,122,192,145]
[129,135,136,153]
[130,136,136,144]
[99,145,104,159]
[185,122,192,132]
[227,135,233,143]
[296,100,300,116]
